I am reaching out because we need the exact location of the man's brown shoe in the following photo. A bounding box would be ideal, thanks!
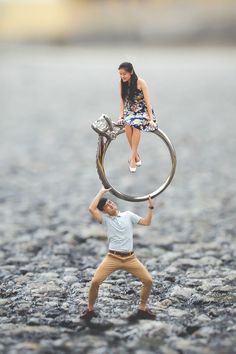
[137,308,156,320]
[80,308,96,320]
[128,308,156,322]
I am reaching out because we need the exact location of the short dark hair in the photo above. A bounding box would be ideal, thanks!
[97,198,108,211]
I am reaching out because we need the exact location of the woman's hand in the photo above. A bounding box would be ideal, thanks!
[117,117,124,125]
[148,119,156,128]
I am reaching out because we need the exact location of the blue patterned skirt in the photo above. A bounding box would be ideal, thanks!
[124,114,157,132]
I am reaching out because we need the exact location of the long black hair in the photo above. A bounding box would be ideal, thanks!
[118,62,138,103]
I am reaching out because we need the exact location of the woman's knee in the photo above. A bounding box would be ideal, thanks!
[133,127,140,134]
[125,125,133,133]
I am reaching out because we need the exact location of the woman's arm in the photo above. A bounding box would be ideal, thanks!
[118,81,124,120]
[140,79,155,123]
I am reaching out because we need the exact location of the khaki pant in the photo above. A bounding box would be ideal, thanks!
[88,252,153,307]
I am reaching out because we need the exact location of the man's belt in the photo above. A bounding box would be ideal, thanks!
[109,250,134,257]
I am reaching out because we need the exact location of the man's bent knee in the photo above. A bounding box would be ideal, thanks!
[143,276,153,287]
[90,278,101,289]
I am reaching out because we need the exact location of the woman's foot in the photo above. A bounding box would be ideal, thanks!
[128,159,136,173]
[135,154,142,167]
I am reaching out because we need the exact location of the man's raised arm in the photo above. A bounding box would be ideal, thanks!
[88,187,111,224]
[138,196,155,226]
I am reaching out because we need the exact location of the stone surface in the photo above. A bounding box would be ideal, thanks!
[0,44,235,354]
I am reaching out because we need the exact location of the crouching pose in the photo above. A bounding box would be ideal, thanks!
[80,186,156,321]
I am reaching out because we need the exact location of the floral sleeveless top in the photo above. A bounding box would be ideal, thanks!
[123,88,157,131]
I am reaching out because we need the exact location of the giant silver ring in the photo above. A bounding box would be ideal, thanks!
[92,114,176,202]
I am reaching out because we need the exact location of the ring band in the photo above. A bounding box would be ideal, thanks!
[92,114,176,202]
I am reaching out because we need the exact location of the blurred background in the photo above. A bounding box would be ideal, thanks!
[0,0,236,241]
[0,0,236,45]
[0,1,236,353]
[1,0,236,216]
[0,0,236,232]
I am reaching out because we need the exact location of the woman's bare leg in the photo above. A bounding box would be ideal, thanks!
[125,126,140,164]
[125,125,133,148]
[130,128,141,168]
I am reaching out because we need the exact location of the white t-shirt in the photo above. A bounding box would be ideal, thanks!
[102,211,141,252]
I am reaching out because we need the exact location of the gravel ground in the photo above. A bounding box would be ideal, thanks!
[0,44,236,354]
